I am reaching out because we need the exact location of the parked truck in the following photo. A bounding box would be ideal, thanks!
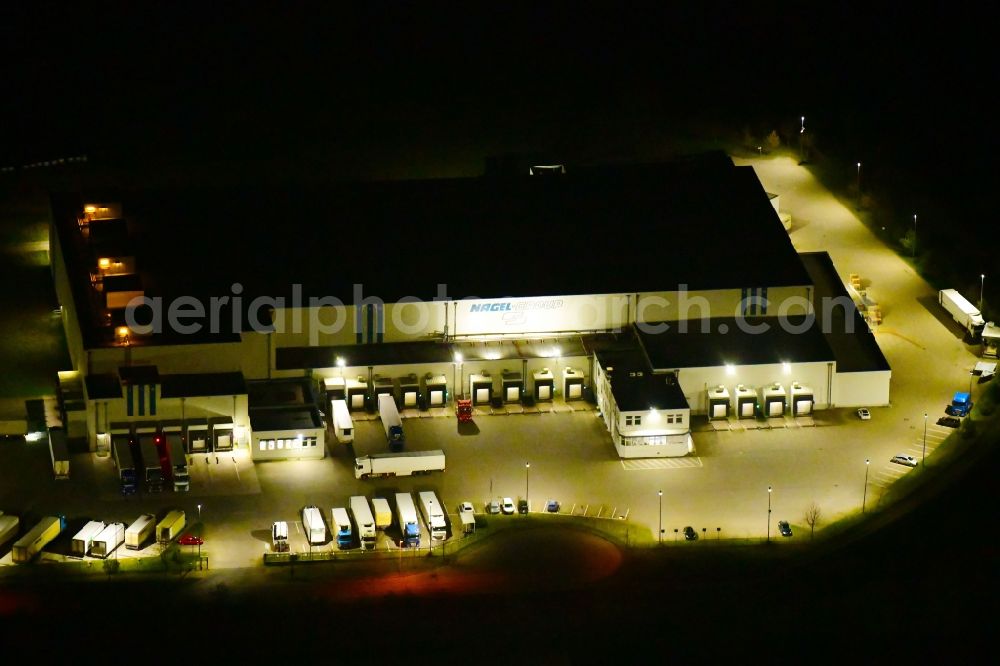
[331,507,352,549]
[939,289,985,338]
[125,513,156,550]
[166,434,190,492]
[947,391,974,417]
[378,393,405,451]
[0,513,21,550]
[354,450,446,479]
[332,399,354,443]
[302,506,326,545]
[394,493,420,548]
[156,510,186,544]
[417,490,447,542]
[372,498,392,531]
[138,433,164,493]
[12,515,66,563]
[91,522,125,558]
[271,521,289,552]
[349,496,376,550]
[71,520,106,557]
[982,321,1000,359]
[455,398,473,422]
[48,427,70,480]
[112,438,137,496]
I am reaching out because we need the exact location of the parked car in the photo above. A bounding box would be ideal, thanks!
[518,499,529,514]
[937,416,961,429]
[857,408,871,420]
[683,526,698,541]
[545,499,560,513]
[890,454,919,467]
[501,497,515,515]
[178,534,204,546]
[486,499,501,515]
[458,501,474,516]
[778,520,793,537]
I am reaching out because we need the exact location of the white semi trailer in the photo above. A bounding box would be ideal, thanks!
[394,493,420,548]
[302,506,327,545]
[354,450,446,479]
[417,491,447,541]
[125,514,156,550]
[91,522,125,558]
[0,514,19,550]
[939,288,985,337]
[349,496,376,550]
[71,521,106,557]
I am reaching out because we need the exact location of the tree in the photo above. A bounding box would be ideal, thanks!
[766,130,781,151]
[803,502,821,539]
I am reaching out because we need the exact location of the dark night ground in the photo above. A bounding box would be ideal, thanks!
[1,7,996,659]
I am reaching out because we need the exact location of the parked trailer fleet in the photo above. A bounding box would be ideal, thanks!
[12,515,66,563]
[71,520,106,557]
[349,496,376,550]
[394,493,420,548]
[138,433,164,493]
[354,450,446,479]
[91,522,125,558]
[417,491,447,541]
[125,514,157,550]
[939,288,986,337]
[112,438,138,495]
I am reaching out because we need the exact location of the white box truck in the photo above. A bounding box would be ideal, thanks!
[331,507,352,549]
[166,434,190,492]
[332,399,354,444]
[417,491,447,541]
[71,520,106,557]
[372,498,392,531]
[125,513,156,550]
[272,521,289,552]
[302,506,327,545]
[48,427,70,480]
[378,393,405,451]
[939,288,986,337]
[156,510,186,544]
[0,514,21,550]
[91,522,125,558]
[354,450,446,479]
[138,433,164,493]
[349,496,376,550]
[13,515,66,563]
[394,493,420,548]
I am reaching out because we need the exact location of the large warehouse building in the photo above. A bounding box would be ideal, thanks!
[49,152,889,460]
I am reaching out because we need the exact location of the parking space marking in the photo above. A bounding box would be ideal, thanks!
[621,457,703,471]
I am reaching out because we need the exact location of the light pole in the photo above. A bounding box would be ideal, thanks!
[766,486,772,542]
[913,214,917,259]
[197,504,202,522]
[525,462,530,513]
[336,356,345,378]
[923,413,928,466]
[980,273,986,313]
[799,116,805,163]
[969,370,975,396]
[658,490,663,544]
[862,459,870,513]
[856,162,861,210]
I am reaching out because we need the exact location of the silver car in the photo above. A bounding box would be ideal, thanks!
[890,454,918,467]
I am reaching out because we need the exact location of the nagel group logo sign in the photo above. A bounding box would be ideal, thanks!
[468,299,565,325]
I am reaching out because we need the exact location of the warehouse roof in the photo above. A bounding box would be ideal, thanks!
[249,406,324,432]
[637,315,835,369]
[159,372,247,398]
[799,252,891,373]
[85,373,122,399]
[51,152,812,347]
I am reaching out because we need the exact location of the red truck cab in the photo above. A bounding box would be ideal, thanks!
[456,399,473,422]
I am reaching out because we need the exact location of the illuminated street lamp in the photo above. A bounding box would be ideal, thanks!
[197,504,202,521]
[923,413,928,466]
[856,162,862,210]
[658,490,663,544]
[913,214,917,258]
[798,116,806,163]
[766,486,772,542]
[862,459,870,513]
[336,356,345,378]
[980,274,986,313]
[525,462,530,513]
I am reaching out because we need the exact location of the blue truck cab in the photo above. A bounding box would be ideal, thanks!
[948,392,973,417]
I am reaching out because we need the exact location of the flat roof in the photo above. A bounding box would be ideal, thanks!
[52,152,812,348]
[85,373,122,400]
[247,378,316,409]
[159,372,247,398]
[595,348,689,411]
[799,252,891,373]
[249,406,323,432]
[637,315,835,369]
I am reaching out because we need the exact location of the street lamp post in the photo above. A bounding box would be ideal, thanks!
[923,413,928,466]
[767,486,772,543]
[525,462,530,513]
[913,214,917,259]
[197,504,202,522]
[336,356,345,378]
[658,490,663,544]
[862,459,870,513]
[980,274,986,313]
[856,162,861,210]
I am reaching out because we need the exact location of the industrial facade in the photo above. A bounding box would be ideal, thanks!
[49,152,891,460]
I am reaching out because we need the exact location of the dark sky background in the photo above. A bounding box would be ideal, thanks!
[1,4,996,656]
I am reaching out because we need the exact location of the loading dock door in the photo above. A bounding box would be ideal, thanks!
[505,386,519,402]
[429,390,444,406]
[795,399,813,416]
[350,393,365,410]
[475,387,490,404]
[711,403,727,419]
[739,401,754,418]
[537,385,551,400]
[567,383,582,399]
[403,391,418,408]
[768,401,784,417]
